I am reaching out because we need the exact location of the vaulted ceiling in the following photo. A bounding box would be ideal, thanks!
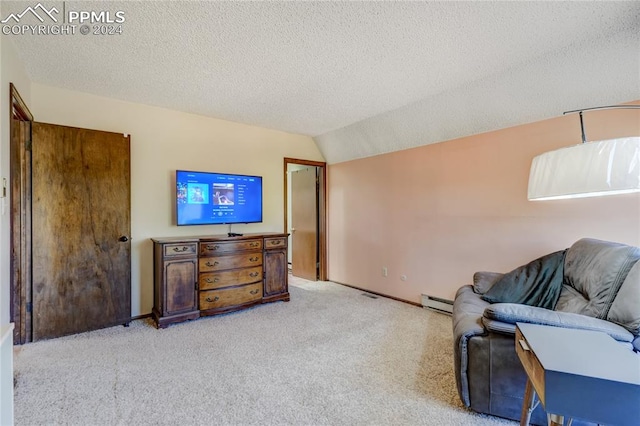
[4,1,640,163]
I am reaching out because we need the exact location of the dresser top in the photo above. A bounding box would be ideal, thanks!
[152,232,288,244]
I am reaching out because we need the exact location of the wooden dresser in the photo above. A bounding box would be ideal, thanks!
[152,233,289,328]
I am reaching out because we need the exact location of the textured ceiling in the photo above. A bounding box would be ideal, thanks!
[3,1,640,164]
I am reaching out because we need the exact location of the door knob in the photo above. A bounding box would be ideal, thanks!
[118,236,129,242]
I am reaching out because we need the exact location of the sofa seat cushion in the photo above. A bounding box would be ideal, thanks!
[559,238,640,319]
[607,260,640,335]
[484,303,634,343]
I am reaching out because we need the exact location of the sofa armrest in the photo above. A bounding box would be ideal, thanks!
[453,285,489,342]
[472,271,504,294]
[484,303,635,343]
[452,285,491,407]
[481,317,516,335]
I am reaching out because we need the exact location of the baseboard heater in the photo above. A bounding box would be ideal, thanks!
[421,294,453,315]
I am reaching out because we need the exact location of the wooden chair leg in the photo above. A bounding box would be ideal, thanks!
[520,378,536,426]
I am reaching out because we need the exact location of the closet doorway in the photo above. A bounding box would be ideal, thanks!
[284,158,327,281]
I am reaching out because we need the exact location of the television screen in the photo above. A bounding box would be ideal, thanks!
[176,170,263,226]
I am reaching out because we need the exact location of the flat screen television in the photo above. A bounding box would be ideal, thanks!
[176,170,263,226]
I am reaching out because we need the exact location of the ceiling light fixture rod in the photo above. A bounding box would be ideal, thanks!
[563,105,640,145]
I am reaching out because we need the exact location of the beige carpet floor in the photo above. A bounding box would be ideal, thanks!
[13,277,515,425]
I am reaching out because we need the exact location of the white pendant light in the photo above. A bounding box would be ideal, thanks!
[528,106,640,201]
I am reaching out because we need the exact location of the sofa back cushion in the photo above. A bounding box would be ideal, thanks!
[607,260,640,336]
[555,238,640,319]
[481,250,566,310]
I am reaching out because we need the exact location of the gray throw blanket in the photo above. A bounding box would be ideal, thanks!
[481,250,566,310]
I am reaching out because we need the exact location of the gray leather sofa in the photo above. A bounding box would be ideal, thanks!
[452,238,640,425]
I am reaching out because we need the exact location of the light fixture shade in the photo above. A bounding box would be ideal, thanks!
[528,137,640,201]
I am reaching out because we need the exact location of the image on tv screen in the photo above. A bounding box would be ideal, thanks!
[176,170,262,226]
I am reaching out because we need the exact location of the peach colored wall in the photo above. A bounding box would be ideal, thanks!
[328,105,640,303]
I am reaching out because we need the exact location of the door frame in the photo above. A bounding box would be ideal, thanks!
[9,83,33,344]
[283,158,327,281]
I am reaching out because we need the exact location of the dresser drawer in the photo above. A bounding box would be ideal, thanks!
[200,239,262,255]
[163,243,198,257]
[199,266,263,290]
[264,237,287,249]
[199,283,263,310]
[199,253,263,272]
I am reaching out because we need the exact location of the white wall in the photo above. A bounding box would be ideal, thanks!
[0,36,31,327]
[1,32,32,426]
[30,83,324,317]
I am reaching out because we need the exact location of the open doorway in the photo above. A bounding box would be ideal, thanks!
[284,158,327,281]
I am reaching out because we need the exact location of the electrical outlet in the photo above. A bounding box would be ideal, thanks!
[382,267,388,277]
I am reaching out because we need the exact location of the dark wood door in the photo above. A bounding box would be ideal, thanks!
[291,167,318,280]
[31,122,131,341]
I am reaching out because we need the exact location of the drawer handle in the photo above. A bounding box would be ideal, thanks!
[249,257,259,262]
[250,242,260,247]
[249,289,259,295]
[205,296,220,302]
[205,261,219,267]
[270,240,281,245]
[206,244,220,250]
[249,272,259,278]
[205,277,220,283]
[172,246,189,252]
[519,339,530,352]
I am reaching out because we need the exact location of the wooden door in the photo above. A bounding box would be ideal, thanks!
[291,167,318,280]
[31,123,131,341]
